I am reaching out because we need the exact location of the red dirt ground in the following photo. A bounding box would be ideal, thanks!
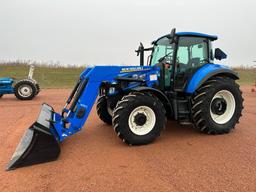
[0,86,255,192]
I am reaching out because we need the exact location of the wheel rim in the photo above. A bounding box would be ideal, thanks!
[128,106,156,136]
[107,106,113,116]
[18,85,32,97]
[210,90,236,124]
[107,101,114,116]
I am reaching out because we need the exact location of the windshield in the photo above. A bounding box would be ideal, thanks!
[150,37,174,66]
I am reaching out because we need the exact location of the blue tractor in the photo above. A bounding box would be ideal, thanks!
[7,29,243,170]
[0,65,40,100]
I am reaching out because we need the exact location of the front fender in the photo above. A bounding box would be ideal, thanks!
[131,86,173,115]
[185,64,239,94]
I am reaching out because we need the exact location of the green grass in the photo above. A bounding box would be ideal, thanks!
[0,64,84,88]
[0,64,255,88]
[233,68,255,85]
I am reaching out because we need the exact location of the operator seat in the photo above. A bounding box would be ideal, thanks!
[187,57,200,68]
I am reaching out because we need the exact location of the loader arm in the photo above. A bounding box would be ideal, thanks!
[54,66,159,141]
[7,65,160,170]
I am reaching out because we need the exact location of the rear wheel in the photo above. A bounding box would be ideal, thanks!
[14,79,37,100]
[112,92,166,145]
[191,76,243,134]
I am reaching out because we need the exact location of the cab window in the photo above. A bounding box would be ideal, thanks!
[176,47,189,64]
[151,37,174,65]
[177,36,208,68]
[174,36,209,90]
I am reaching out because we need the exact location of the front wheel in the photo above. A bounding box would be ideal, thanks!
[96,96,113,125]
[35,83,40,95]
[112,92,166,145]
[192,76,243,134]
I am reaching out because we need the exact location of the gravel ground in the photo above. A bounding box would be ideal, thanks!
[0,86,255,192]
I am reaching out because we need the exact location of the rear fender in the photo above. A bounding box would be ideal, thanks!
[185,64,239,94]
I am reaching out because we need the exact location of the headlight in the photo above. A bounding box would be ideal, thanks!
[132,74,145,80]
[139,74,146,79]
[109,87,115,94]
[132,74,139,79]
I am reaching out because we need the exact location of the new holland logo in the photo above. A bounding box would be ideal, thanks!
[120,67,150,73]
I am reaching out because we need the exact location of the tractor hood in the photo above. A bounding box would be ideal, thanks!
[0,77,14,84]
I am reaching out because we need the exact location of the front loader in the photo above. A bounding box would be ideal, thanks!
[7,28,243,171]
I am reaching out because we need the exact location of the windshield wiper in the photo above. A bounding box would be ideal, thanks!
[158,52,172,62]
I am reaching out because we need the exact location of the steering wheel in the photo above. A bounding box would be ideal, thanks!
[160,58,172,69]
[164,62,171,69]
[200,59,209,64]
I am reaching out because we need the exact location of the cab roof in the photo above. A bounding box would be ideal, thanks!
[176,32,218,40]
[154,32,218,44]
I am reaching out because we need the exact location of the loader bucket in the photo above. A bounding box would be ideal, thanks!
[6,104,60,171]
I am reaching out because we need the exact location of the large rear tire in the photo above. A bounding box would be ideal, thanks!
[191,76,243,134]
[112,92,166,145]
[14,79,37,100]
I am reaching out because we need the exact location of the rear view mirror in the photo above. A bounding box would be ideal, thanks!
[214,48,227,60]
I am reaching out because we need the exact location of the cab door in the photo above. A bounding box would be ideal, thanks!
[173,36,209,91]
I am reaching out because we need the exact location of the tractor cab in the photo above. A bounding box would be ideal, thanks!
[137,29,227,91]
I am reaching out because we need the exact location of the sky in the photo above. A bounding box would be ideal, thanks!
[0,0,255,67]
